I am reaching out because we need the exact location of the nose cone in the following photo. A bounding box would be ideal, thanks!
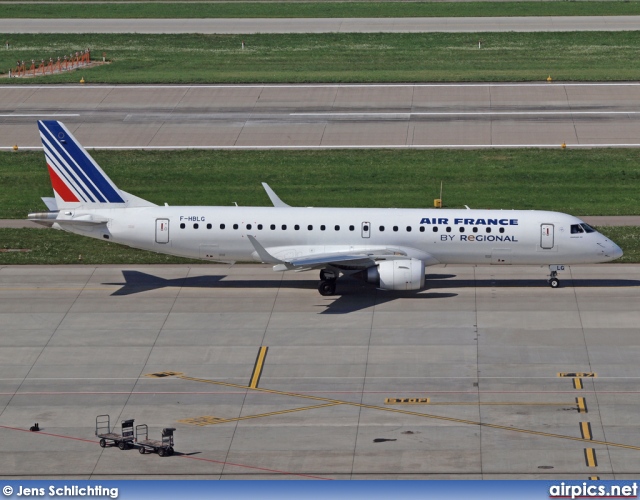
[601,237,623,261]
[609,241,623,261]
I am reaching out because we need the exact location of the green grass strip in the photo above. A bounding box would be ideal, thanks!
[4,149,640,219]
[2,1,640,18]
[4,32,640,84]
[1,226,638,264]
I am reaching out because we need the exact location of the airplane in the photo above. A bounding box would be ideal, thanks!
[28,120,623,296]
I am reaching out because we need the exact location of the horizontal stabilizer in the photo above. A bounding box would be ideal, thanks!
[28,212,109,227]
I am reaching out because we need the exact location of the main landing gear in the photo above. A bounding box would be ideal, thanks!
[547,265,565,288]
[318,269,337,296]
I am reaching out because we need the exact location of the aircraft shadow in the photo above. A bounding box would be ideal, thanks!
[429,277,640,289]
[103,270,640,314]
[104,271,458,314]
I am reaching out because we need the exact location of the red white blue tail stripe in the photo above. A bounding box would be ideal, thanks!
[38,120,125,204]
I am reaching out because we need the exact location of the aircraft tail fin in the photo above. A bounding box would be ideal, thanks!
[37,120,156,209]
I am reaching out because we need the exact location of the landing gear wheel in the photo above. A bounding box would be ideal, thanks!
[99,439,106,448]
[158,448,166,457]
[118,441,127,450]
[168,447,174,456]
[549,277,560,288]
[139,447,146,455]
[318,280,336,296]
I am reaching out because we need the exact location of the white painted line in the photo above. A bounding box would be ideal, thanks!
[2,83,640,90]
[0,113,80,117]
[292,111,640,117]
[4,144,640,150]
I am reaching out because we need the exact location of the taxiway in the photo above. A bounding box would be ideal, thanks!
[1,263,640,478]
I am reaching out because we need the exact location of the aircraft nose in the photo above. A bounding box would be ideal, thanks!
[601,238,623,260]
[610,241,623,260]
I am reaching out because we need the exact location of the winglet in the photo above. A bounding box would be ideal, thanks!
[247,235,285,264]
[262,183,291,208]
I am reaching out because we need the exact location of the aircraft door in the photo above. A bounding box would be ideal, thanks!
[155,219,169,244]
[361,221,371,238]
[540,224,554,249]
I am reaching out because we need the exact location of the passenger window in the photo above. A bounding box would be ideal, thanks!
[246,224,252,230]
[207,223,212,229]
[433,227,438,233]
[258,224,263,230]
[379,226,385,232]
[459,227,464,233]
[180,223,185,229]
[194,223,199,229]
[473,227,478,233]
[220,223,225,230]
[420,226,425,232]
[308,225,313,231]
[393,226,398,232]
[321,225,326,231]
[233,224,238,230]
[486,227,491,233]
[499,227,504,233]
[335,225,340,231]
[271,224,276,230]
[282,224,287,230]
[406,226,412,232]
[295,225,300,230]
[349,225,355,231]
[446,227,451,233]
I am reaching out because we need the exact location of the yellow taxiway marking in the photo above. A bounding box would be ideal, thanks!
[580,422,593,441]
[180,403,343,426]
[573,378,583,390]
[590,476,600,480]
[250,346,268,389]
[178,415,228,426]
[585,448,598,467]
[558,372,597,378]
[385,398,430,404]
[174,374,640,453]
[577,397,588,413]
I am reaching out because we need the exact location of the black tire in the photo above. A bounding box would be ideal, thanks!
[118,441,126,450]
[158,448,166,457]
[318,280,336,296]
[549,277,560,288]
[168,447,174,456]
[138,447,145,454]
[99,439,106,448]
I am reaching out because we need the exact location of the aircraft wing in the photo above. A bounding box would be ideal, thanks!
[247,235,416,271]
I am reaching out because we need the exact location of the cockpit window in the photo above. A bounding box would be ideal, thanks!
[570,224,584,234]
[580,223,596,233]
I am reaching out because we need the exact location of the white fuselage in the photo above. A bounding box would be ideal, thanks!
[53,206,622,267]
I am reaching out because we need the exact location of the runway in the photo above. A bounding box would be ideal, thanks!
[1,16,639,33]
[3,83,640,149]
[1,263,640,478]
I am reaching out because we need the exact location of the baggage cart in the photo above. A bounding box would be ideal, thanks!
[95,414,135,450]
[135,424,175,457]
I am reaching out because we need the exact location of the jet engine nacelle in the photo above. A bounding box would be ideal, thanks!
[365,259,425,291]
